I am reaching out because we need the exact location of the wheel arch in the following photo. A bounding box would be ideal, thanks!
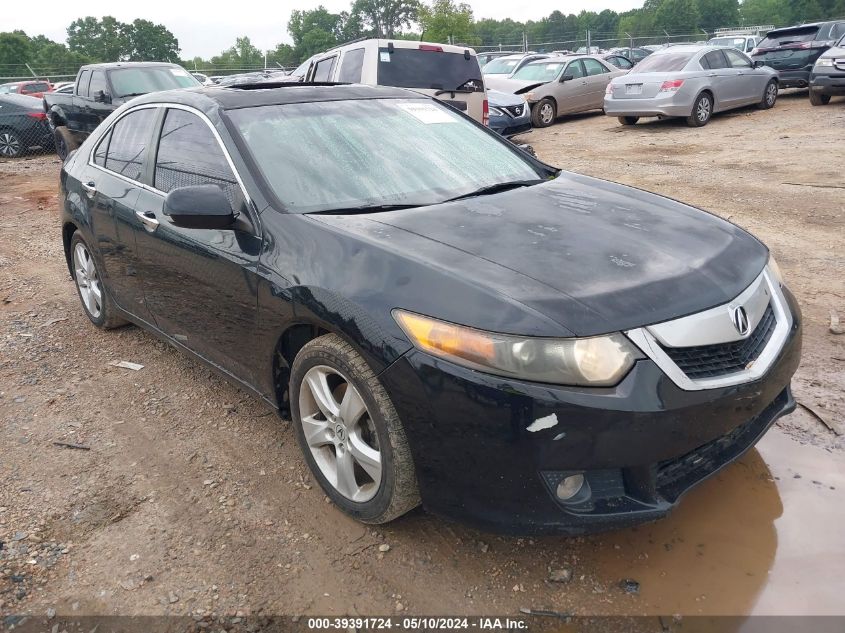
[62,221,79,276]
[693,88,715,112]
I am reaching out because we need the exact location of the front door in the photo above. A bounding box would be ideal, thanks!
[132,107,263,384]
[724,49,766,105]
[556,60,589,114]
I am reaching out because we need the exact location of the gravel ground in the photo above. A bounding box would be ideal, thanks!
[1,92,843,627]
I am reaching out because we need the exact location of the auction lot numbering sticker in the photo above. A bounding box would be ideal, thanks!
[396,102,459,124]
[305,616,529,630]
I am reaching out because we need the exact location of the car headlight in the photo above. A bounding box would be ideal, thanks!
[768,254,784,286]
[815,58,834,67]
[489,106,504,116]
[393,310,639,386]
[524,92,536,101]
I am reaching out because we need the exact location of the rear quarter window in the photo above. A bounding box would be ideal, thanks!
[377,48,482,91]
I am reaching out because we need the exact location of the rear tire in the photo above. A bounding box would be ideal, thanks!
[290,334,420,524]
[0,129,24,158]
[618,116,639,126]
[686,92,713,127]
[54,126,78,161]
[809,91,831,106]
[69,232,127,329]
[758,80,778,109]
[531,98,557,127]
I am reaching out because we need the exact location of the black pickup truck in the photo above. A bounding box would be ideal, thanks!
[44,62,199,159]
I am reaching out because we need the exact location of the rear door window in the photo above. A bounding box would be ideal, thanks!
[702,50,729,69]
[338,48,365,83]
[313,56,337,82]
[103,108,156,181]
[377,47,482,91]
[154,108,240,206]
[77,70,91,97]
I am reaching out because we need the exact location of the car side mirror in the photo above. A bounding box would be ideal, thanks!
[560,74,574,82]
[94,90,111,103]
[163,184,235,230]
[752,60,765,69]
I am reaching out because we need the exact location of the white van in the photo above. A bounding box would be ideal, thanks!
[306,39,489,125]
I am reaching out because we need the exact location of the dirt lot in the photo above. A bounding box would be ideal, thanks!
[1,92,844,625]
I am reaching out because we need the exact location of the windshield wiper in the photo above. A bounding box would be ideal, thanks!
[442,179,546,203]
[118,92,147,98]
[309,203,424,215]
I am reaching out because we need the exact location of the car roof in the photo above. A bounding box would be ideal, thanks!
[80,61,184,70]
[652,45,707,54]
[126,83,426,112]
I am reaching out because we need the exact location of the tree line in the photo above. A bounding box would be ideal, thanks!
[1,0,844,78]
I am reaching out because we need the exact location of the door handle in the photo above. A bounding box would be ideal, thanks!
[81,181,96,197]
[135,210,160,233]
[708,73,717,77]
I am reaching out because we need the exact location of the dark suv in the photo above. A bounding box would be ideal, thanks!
[752,21,845,87]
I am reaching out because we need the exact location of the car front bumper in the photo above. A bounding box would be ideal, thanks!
[379,289,802,535]
[603,94,694,118]
[489,110,532,137]
[810,70,845,95]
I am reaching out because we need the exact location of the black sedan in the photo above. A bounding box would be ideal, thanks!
[0,94,53,157]
[58,83,801,534]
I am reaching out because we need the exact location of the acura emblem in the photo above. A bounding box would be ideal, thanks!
[731,306,750,336]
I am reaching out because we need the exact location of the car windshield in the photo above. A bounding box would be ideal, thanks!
[109,66,200,97]
[512,62,564,82]
[709,37,746,50]
[0,84,14,94]
[632,52,695,73]
[759,27,820,48]
[483,58,521,74]
[377,48,482,91]
[228,98,544,214]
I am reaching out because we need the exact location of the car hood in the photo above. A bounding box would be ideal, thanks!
[818,45,845,60]
[484,76,545,93]
[487,89,527,107]
[309,172,768,337]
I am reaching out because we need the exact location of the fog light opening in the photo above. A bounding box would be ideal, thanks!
[556,474,586,501]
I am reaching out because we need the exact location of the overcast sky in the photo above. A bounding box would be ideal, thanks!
[9,0,642,59]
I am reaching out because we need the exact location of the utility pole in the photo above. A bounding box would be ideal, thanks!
[586,29,591,52]
[625,31,633,49]
[663,29,670,44]
[25,63,37,79]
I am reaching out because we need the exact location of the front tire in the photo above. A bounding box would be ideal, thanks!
[531,98,557,127]
[69,233,127,329]
[618,116,639,126]
[686,92,713,127]
[290,334,420,524]
[0,129,24,158]
[809,91,831,106]
[758,80,778,109]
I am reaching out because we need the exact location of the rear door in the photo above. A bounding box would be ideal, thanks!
[83,107,158,321]
[131,107,263,384]
[700,50,735,108]
[374,45,486,123]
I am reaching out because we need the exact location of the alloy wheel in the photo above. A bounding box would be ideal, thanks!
[696,97,711,122]
[540,103,554,124]
[73,242,103,319]
[765,83,777,106]
[298,365,382,502]
[0,132,21,157]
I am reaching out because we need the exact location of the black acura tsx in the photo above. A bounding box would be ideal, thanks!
[58,82,801,534]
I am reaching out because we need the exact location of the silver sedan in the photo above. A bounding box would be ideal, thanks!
[604,45,779,127]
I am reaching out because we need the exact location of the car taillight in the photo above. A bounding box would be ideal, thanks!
[659,79,684,93]
[605,83,613,95]
[482,98,489,126]
[419,44,443,52]
[26,112,47,121]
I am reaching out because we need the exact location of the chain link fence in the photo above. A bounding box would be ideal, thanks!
[0,92,54,161]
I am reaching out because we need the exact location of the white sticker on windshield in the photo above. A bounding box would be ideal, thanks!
[546,64,559,70]
[170,68,189,76]
[396,101,457,124]
[379,51,391,62]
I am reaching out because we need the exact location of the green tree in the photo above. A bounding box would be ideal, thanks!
[288,7,344,58]
[0,32,32,71]
[698,0,740,30]
[126,19,180,61]
[739,0,791,25]
[654,0,701,33]
[266,43,299,67]
[351,0,420,37]
[67,16,130,61]
[419,0,477,44]
[210,37,263,69]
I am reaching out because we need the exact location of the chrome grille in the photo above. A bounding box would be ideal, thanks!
[659,304,777,379]
[503,104,524,117]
